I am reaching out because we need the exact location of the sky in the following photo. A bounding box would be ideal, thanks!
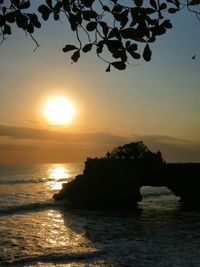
[0,3,200,164]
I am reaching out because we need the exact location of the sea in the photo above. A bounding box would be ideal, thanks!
[0,163,200,267]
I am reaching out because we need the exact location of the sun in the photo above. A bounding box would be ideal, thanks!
[43,96,75,125]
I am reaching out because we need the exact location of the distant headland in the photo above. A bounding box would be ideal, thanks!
[54,141,200,211]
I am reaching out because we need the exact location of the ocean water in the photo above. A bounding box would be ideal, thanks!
[0,163,200,267]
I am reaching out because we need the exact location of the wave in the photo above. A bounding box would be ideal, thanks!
[0,177,70,185]
[0,200,66,216]
[0,250,105,266]
[141,191,173,197]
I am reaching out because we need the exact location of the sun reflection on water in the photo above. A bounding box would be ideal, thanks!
[47,164,70,190]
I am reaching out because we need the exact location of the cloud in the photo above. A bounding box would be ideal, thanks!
[0,125,130,163]
[0,125,63,140]
[135,135,200,162]
[0,144,33,151]
[0,125,199,163]
[0,124,130,145]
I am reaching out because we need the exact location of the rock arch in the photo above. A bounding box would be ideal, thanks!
[54,158,200,210]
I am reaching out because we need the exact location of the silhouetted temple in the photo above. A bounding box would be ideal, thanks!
[54,142,200,210]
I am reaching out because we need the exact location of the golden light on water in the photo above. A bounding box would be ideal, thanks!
[43,96,75,126]
[49,166,69,179]
[48,165,70,190]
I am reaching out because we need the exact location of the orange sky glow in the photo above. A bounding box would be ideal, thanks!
[0,10,199,164]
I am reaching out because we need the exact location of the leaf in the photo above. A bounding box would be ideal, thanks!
[81,0,95,8]
[2,6,6,14]
[46,0,52,8]
[120,28,137,39]
[16,14,27,29]
[96,41,104,54]
[86,21,97,31]
[71,50,80,63]
[63,44,78,52]
[106,64,111,72]
[121,28,145,42]
[5,12,16,23]
[168,8,178,13]
[103,5,110,12]
[128,50,141,59]
[127,43,140,59]
[27,22,34,33]
[82,10,97,20]
[82,43,93,53]
[120,10,129,28]
[100,21,108,37]
[162,19,173,29]
[54,12,59,21]
[159,3,167,10]
[30,14,41,28]
[69,13,78,31]
[112,5,123,13]
[134,0,143,7]
[189,0,200,5]
[3,24,11,35]
[54,2,62,12]
[125,41,131,48]
[108,28,121,40]
[146,8,156,14]
[174,0,180,8]
[21,1,30,9]
[112,61,126,70]
[143,44,152,62]
[150,0,157,9]
[106,40,123,55]
[63,0,70,12]
[13,0,20,8]
[38,5,52,20]
[0,15,4,27]
[127,43,138,51]
[148,36,156,43]
[155,25,166,35]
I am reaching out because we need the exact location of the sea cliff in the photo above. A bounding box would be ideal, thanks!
[54,142,200,210]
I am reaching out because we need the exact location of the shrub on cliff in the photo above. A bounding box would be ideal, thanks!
[105,141,163,163]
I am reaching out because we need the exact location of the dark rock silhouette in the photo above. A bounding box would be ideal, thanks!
[162,163,200,209]
[54,141,200,210]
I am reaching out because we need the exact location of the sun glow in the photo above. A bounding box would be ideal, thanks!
[48,165,70,190]
[49,166,69,180]
[43,96,75,125]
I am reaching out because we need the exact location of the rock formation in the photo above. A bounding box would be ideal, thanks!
[54,141,200,210]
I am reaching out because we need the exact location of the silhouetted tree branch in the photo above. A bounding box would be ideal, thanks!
[0,0,199,70]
